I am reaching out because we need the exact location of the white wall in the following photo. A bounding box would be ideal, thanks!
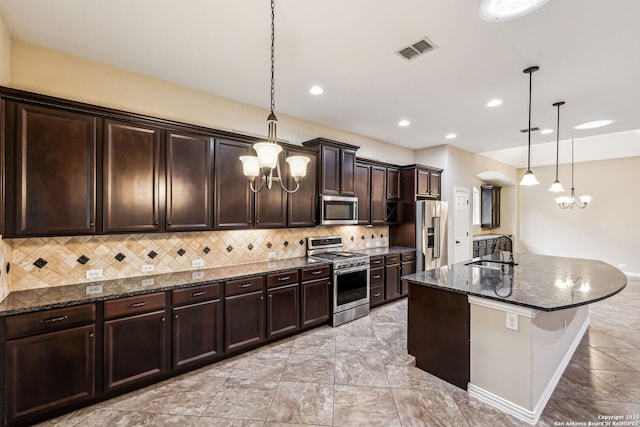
[519,156,640,275]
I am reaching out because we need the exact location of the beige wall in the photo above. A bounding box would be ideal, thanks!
[0,14,9,84]
[9,41,414,166]
[519,156,640,275]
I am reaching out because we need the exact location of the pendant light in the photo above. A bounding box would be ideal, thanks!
[520,66,540,186]
[548,101,565,192]
[555,139,591,209]
[239,0,310,193]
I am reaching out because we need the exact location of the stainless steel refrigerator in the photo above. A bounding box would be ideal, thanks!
[416,200,448,271]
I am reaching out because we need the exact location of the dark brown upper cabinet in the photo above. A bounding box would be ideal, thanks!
[387,168,400,200]
[371,166,387,225]
[103,120,163,233]
[416,167,441,199]
[286,147,317,227]
[166,131,214,231]
[4,102,98,237]
[214,139,254,230]
[302,138,358,197]
[355,162,371,225]
[481,185,501,229]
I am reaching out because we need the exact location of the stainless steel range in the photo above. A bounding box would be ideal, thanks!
[307,236,370,326]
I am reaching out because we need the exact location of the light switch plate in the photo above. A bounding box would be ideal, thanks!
[506,312,519,331]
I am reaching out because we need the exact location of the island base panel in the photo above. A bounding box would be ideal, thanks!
[408,283,470,390]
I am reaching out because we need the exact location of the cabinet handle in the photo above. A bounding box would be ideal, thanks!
[278,276,290,281]
[89,332,94,338]
[40,315,68,324]
[373,292,381,297]
[373,275,381,279]
[154,221,159,226]
[90,222,95,227]
[260,296,264,300]
[269,294,272,298]
[191,291,206,297]
[175,314,179,319]
[128,301,147,308]
[239,283,253,288]
[311,270,323,275]
[161,317,165,322]
[168,221,172,226]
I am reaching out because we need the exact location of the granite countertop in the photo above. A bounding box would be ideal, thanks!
[402,253,627,312]
[0,257,330,317]
[356,246,415,256]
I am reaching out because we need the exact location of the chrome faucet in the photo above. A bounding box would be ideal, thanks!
[492,235,514,265]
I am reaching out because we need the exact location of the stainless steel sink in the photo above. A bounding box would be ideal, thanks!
[465,260,518,270]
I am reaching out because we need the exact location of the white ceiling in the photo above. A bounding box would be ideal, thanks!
[1,0,640,167]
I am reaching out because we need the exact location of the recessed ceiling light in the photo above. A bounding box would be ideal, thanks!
[573,120,613,130]
[486,99,503,107]
[398,119,410,127]
[479,0,551,22]
[540,128,554,135]
[309,85,323,95]
[446,133,457,140]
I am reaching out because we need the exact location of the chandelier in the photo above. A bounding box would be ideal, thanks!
[555,139,591,209]
[239,0,310,193]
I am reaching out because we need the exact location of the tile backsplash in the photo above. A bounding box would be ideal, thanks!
[4,225,389,293]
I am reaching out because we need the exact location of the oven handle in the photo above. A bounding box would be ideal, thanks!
[334,265,370,276]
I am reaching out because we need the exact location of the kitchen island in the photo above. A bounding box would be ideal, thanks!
[402,253,627,424]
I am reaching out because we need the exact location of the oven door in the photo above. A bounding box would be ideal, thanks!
[333,265,370,313]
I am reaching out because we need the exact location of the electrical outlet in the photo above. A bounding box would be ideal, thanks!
[141,278,154,286]
[191,271,204,280]
[192,259,204,268]
[85,284,103,295]
[268,252,277,260]
[375,241,381,247]
[85,269,103,280]
[506,312,519,331]
[141,264,154,273]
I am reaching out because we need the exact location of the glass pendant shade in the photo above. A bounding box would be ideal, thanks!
[239,156,260,180]
[520,170,539,186]
[253,142,282,170]
[286,156,310,182]
[548,180,564,192]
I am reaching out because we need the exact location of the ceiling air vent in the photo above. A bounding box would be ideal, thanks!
[397,37,438,61]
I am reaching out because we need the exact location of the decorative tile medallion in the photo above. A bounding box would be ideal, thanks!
[177,248,186,256]
[33,258,48,269]
[203,246,211,254]
[115,253,126,262]
[77,255,89,265]
[148,250,158,259]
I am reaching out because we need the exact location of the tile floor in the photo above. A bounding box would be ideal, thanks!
[38,278,640,426]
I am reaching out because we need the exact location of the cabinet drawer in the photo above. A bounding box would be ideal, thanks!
[401,251,415,261]
[225,276,265,297]
[172,283,221,306]
[385,254,400,265]
[478,239,487,248]
[369,256,384,267]
[370,267,384,286]
[301,265,331,281]
[4,304,96,339]
[105,292,166,320]
[267,270,299,288]
[370,284,385,306]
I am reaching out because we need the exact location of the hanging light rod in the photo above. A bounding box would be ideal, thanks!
[520,65,540,186]
[549,101,565,193]
[239,0,310,194]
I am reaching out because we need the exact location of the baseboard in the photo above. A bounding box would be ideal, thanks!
[468,315,590,425]
[625,272,640,278]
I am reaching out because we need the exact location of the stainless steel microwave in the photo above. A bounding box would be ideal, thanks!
[319,195,358,225]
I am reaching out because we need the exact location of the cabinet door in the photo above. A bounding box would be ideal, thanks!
[103,120,162,233]
[172,299,222,369]
[416,169,430,196]
[429,171,441,198]
[355,163,371,225]
[287,148,317,227]
[104,310,167,391]
[8,103,97,236]
[301,278,331,327]
[214,139,254,229]
[166,131,214,231]
[267,283,300,339]
[319,145,341,195]
[224,291,265,353]
[400,260,415,295]
[386,168,400,200]
[340,149,357,196]
[371,166,387,225]
[255,178,287,228]
[4,325,95,424]
[385,263,401,300]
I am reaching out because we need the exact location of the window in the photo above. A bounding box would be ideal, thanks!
[472,187,480,225]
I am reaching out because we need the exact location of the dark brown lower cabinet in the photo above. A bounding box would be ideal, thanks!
[172,299,222,369]
[267,283,300,338]
[224,291,265,353]
[369,284,385,307]
[407,283,470,390]
[3,325,95,425]
[300,278,331,327]
[104,310,167,392]
[385,263,401,300]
